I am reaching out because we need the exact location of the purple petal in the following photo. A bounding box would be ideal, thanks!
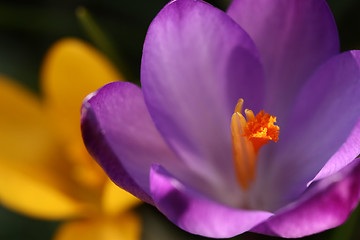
[81,82,186,204]
[141,0,264,193]
[310,119,360,183]
[256,51,360,210]
[253,158,360,238]
[227,0,340,121]
[150,164,273,238]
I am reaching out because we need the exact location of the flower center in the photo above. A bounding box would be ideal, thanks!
[230,99,279,190]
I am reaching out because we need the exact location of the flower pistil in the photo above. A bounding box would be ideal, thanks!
[231,99,279,190]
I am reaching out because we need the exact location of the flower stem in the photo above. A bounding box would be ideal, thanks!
[76,7,135,82]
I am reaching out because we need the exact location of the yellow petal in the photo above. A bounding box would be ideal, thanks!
[41,38,123,189]
[54,213,141,240]
[0,76,86,219]
[0,75,51,165]
[41,37,123,146]
[101,180,141,216]
[0,162,85,219]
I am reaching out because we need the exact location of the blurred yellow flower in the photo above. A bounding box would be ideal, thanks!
[0,38,141,240]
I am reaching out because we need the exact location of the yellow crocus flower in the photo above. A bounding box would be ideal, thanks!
[0,38,141,240]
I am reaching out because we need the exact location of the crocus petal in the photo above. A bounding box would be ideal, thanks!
[41,37,123,190]
[253,158,360,238]
[101,179,141,216]
[150,164,273,238]
[41,38,123,156]
[0,75,53,168]
[0,163,85,219]
[141,0,264,192]
[310,119,360,183]
[257,51,360,210]
[53,212,141,240]
[81,81,187,204]
[227,0,339,121]
[0,76,85,219]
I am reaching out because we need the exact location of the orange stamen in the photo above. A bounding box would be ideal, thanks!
[230,99,279,190]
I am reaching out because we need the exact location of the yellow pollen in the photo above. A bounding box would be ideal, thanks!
[230,99,279,190]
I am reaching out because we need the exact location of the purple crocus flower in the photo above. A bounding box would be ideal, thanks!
[81,0,360,238]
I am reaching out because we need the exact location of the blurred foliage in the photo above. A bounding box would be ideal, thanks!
[0,0,359,239]
[0,0,226,92]
[0,205,58,239]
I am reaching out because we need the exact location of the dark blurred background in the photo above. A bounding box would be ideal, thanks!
[0,0,359,239]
